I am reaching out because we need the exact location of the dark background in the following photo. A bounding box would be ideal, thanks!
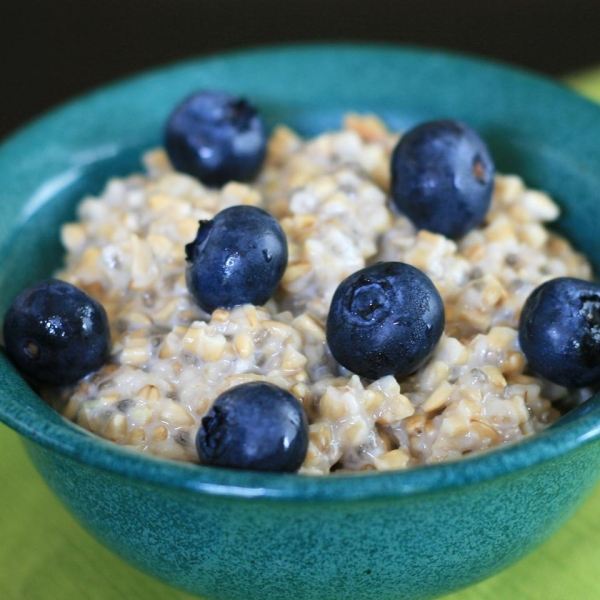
[3,0,600,141]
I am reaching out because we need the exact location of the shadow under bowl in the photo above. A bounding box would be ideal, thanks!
[1,44,600,600]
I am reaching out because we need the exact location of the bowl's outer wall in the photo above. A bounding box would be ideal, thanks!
[24,437,600,600]
[3,45,600,600]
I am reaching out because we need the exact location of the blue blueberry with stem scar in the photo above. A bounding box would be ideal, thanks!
[165,90,267,187]
[326,262,445,381]
[185,205,288,313]
[391,120,495,239]
[519,277,600,388]
[197,381,309,472]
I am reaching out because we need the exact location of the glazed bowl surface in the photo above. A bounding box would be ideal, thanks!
[1,44,600,600]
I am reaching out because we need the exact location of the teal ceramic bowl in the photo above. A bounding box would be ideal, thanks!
[1,44,600,600]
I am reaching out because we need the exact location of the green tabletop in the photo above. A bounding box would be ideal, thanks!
[3,71,600,600]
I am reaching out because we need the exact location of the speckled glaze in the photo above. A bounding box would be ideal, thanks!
[2,45,600,600]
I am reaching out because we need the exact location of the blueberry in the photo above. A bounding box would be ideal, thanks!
[3,279,110,386]
[165,90,267,187]
[197,382,309,472]
[519,277,600,388]
[326,262,445,380]
[391,120,495,239]
[185,205,288,313]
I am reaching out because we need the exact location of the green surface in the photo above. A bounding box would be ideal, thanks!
[1,420,599,599]
[565,67,600,103]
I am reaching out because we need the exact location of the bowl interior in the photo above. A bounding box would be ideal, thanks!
[2,44,600,499]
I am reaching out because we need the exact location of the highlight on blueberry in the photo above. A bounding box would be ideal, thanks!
[3,279,111,386]
[196,381,309,472]
[326,262,445,381]
[518,277,600,388]
[165,90,267,187]
[185,205,288,314]
[391,119,495,239]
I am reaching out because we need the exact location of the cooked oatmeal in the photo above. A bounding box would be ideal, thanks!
[48,114,592,474]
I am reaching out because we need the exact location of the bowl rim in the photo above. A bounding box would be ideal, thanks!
[2,42,600,502]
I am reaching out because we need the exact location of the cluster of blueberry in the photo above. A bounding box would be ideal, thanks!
[4,90,600,473]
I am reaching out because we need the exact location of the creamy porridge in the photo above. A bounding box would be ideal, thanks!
[46,114,591,474]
